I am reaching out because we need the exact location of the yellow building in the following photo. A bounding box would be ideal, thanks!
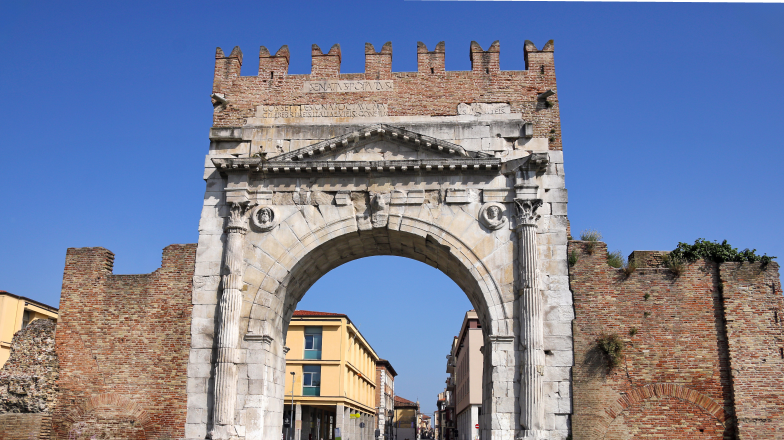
[284,310,379,440]
[0,291,58,368]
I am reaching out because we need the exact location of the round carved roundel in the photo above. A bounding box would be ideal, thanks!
[478,202,508,230]
[250,205,277,232]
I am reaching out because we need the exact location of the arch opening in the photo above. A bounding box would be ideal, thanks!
[275,228,499,339]
[240,218,518,440]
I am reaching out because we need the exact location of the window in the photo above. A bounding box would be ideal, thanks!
[302,365,321,396]
[22,310,31,329]
[304,326,322,359]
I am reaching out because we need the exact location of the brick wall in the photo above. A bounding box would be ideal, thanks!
[52,244,196,440]
[569,241,783,439]
[721,262,784,438]
[0,413,52,440]
[211,40,562,149]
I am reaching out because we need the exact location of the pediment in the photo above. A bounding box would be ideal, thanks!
[211,124,501,175]
[269,124,493,162]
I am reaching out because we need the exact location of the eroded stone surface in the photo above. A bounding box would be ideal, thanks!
[0,319,58,414]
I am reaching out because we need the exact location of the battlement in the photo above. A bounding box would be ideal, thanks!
[214,40,554,81]
[210,39,561,143]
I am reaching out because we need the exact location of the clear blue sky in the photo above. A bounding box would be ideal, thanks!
[1,0,782,416]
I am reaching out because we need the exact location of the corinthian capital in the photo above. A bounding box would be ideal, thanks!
[225,202,251,233]
[515,199,543,227]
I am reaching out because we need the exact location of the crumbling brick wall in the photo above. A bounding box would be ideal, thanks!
[52,244,196,440]
[568,241,784,439]
[0,318,58,439]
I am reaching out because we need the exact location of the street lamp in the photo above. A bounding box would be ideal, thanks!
[290,371,296,440]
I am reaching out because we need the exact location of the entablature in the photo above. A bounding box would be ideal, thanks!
[211,157,500,175]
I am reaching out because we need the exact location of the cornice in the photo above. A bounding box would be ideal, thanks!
[212,157,501,175]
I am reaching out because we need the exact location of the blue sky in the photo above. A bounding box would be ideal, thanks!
[1,0,782,416]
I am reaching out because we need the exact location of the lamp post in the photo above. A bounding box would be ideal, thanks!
[290,371,296,440]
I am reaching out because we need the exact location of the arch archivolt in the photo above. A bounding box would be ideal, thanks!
[599,384,727,438]
[240,199,515,343]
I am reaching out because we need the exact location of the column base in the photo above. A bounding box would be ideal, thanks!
[209,424,239,440]
[516,430,548,440]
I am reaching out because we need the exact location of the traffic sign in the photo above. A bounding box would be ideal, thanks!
[475,424,479,429]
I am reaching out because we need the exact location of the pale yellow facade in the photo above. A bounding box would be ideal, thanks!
[284,313,379,414]
[0,291,58,368]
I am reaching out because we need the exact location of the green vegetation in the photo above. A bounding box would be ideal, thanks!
[622,258,638,277]
[661,253,686,276]
[580,229,602,254]
[669,238,775,265]
[597,333,624,369]
[568,250,579,267]
[629,327,638,337]
[606,250,623,268]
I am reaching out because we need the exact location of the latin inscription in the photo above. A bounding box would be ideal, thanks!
[303,80,394,93]
[257,103,389,118]
[458,103,511,115]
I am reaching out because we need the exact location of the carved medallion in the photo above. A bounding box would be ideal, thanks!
[250,205,277,232]
[479,202,508,230]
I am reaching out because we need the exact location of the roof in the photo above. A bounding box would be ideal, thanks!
[394,396,418,408]
[292,310,346,317]
[0,291,59,312]
[290,310,379,361]
[376,359,398,377]
[421,415,431,419]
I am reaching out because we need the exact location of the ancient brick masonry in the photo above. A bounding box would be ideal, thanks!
[721,262,784,438]
[52,244,196,440]
[568,241,784,440]
[211,40,562,149]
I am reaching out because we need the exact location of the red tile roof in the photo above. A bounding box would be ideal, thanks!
[292,310,345,317]
[394,396,418,408]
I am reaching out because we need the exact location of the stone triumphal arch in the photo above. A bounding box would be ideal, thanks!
[186,40,572,440]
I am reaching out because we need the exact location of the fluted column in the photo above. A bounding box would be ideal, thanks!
[515,198,545,437]
[212,202,249,437]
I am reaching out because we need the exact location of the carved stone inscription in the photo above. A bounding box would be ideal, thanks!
[257,103,389,118]
[457,103,511,116]
[303,80,394,93]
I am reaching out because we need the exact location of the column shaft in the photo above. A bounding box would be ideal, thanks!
[213,203,249,431]
[515,199,544,435]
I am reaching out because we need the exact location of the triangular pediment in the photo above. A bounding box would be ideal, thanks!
[269,124,493,162]
[211,124,501,175]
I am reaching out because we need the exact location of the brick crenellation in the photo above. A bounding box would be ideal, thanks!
[52,244,197,440]
[210,40,562,148]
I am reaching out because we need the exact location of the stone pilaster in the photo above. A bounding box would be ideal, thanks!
[515,198,545,438]
[212,202,250,439]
